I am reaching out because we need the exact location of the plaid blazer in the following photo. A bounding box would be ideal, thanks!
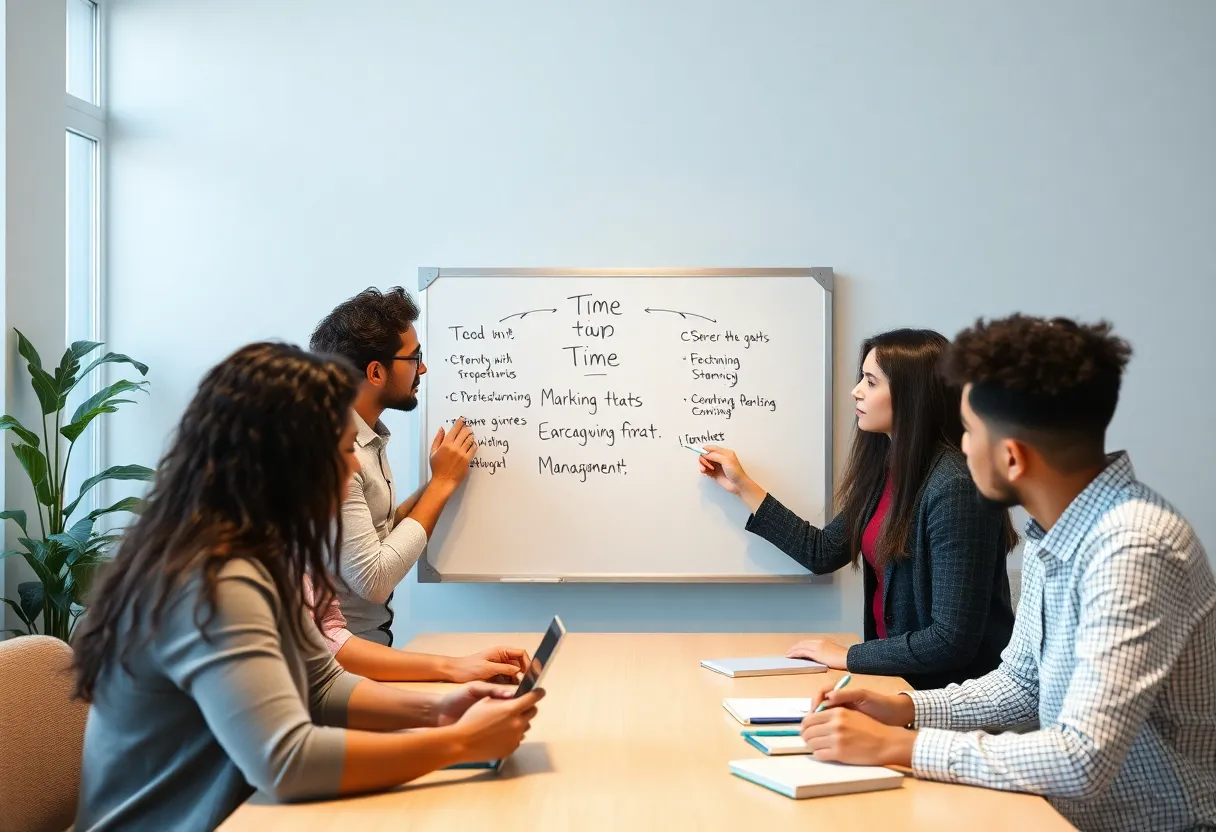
[746,447,1014,689]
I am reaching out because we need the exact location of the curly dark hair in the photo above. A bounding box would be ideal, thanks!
[310,286,420,375]
[73,343,359,701]
[942,315,1133,446]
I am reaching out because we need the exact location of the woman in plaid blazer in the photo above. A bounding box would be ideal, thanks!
[699,329,1017,689]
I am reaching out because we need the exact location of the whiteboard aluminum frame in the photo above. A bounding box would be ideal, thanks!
[415,267,834,583]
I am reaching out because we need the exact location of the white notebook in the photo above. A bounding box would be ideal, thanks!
[701,656,828,678]
[743,733,813,755]
[730,756,905,799]
[723,698,812,725]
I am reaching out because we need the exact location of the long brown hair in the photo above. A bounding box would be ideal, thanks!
[836,329,1016,567]
[73,343,357,701]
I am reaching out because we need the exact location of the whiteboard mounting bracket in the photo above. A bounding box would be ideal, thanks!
[418,267,441,291]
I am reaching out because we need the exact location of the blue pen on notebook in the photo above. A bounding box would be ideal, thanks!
[743,730,801,737]
[813,673,852,712]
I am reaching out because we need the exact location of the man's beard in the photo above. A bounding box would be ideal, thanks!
[976,478,1021,512]
[383,383,420,413]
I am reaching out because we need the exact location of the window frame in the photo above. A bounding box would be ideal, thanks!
[64,0,107,509]
[66,0,102,112]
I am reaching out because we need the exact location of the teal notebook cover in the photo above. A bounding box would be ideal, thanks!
[731,766,796,798]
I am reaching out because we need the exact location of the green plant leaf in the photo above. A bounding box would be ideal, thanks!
[0,510,28,535]
[35,479,55,506]
[66,543,106,568]
[70,379,149,425]
[17,581,45,624]
[67,558,104,605]
[11,444,54,506]
[41,540,72,580]
[48,587,73,611]
[16,330,67,413]
[69,352,150,395]
[16,539,55,586]
[62,464,156,521]
[60,398,140,444]
[2,597,33,629]
[82,535,123,557]
[60,408,116,444]
[54,342,105,403]
[55,349,77,392]
[12,444,48,483]
[49,517,95,555]
[28,365,61,416]
[0,415,40,448]
[15,329,43,370]
[87,497,144,521]
[69,340,105,363]
[72,547,108,563]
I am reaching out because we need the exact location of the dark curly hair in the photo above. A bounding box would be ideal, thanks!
[310,286,420,375]
[942,315,1133,460]
[73,343,359,701]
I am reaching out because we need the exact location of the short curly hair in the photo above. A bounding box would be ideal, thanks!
[942,315,1133,438]
[310,286,420,374]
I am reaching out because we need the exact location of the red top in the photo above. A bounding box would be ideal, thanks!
[861,479,894,640]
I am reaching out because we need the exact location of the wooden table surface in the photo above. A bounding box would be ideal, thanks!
[222,632,1074,831]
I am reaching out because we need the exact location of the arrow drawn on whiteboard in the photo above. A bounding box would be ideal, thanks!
[498,308,558,323]
[644,308,718,323]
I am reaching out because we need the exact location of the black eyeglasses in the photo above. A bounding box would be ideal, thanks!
[390,350,423,365]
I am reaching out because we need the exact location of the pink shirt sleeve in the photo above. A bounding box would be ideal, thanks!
[302,574,354,655]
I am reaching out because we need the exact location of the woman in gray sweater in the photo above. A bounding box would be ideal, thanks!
[72,343,543,831]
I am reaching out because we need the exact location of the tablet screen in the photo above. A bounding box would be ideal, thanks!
[514,616,565,698]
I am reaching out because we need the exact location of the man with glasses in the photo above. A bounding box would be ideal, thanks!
[310,287,477,646]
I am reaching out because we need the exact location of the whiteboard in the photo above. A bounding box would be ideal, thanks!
[416,268,833,582]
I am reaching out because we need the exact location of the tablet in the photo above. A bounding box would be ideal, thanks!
[513,615,566,698]
[448,615,565,774]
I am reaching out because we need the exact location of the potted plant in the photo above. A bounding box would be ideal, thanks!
[1,331,153,641]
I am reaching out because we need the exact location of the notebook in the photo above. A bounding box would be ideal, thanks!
[722,698,812,725]
[741,731,813,755]
[730,756,905,799]
[700,656,828,678]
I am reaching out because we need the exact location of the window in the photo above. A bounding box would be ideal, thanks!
[66,0,98,105]
[65,0,106,513]
[64,131,101,510]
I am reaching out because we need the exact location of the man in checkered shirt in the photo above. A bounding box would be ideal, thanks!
[799,315,1216,831]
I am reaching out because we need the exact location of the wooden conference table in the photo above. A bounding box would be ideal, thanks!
[222,633,1073,832]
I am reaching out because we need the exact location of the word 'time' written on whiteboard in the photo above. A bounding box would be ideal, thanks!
[442,293,777,483]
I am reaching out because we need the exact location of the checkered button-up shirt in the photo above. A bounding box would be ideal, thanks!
[906,452,1216,831]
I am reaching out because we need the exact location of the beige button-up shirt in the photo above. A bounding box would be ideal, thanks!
[334,412,426,645]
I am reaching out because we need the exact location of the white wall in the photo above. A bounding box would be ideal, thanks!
[106,1,1216,642]
[5,0,68,626]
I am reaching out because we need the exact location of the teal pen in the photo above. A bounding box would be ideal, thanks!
[813,673,853,712]
[744,730,801,737]
[683,444,707,455]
